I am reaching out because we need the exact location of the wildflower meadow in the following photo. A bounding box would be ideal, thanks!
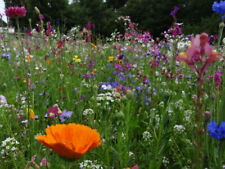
[1,2,225,169]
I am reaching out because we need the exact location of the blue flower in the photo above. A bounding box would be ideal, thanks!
[208,120,225,140]
[170,6,179,16]
[208,120,220,140]
[212,1,225,18]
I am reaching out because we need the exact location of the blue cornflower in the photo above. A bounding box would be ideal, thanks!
[212,1,225,18]
[208,120,225,140]
[59,110,72,123]
[208,120,220,140]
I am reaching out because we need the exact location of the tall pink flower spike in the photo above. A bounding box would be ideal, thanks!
[177,32,223,81]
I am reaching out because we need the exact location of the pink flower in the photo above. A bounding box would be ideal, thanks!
[177,32,222,78]
[131,164,139,169]
[5,6,26,18]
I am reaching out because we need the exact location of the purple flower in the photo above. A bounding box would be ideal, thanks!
[2,53,11,59]
[40,157,48,167]
[39,14,44,20]
[88,60,94,69]
[83,73,91,79]
[170,6,179,16]
[59,110,72,122]
[119,72,126,81]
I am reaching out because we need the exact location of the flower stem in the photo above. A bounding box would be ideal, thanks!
[217,21,224,49]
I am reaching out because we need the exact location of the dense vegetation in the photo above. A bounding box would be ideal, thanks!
[4,0,221,38]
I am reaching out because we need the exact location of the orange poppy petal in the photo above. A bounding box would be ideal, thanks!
[37,123,101,159]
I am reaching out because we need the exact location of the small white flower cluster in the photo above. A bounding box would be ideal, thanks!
[1,137,19,158]
[184,110,193,123]
[69,26,81,36]
[174,125,185,134]
[175,99,184,110]
[142,131,152,142]
[101,84,112,91]
[162,156,170,166]
[79,160,103,169]
[96,92,116,104]
[177,40,191,50]
[83,108,94,116]
[106,30,121,42]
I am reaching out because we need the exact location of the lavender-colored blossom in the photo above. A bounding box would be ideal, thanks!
[170,6,179,16]
[59,110,72,122]
[0,95,7,106]
[2,53,11,59]
[119,72,126,81]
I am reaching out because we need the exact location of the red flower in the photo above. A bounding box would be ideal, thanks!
[5,6,26,18]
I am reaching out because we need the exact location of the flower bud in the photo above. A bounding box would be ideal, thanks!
[34,7,40,15]
[219,22,225,28]
[203,111,211,121]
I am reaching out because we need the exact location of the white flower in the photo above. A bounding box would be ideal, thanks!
[174,125,185,133]
[143,131,152,141]
[11,147,16,151]
[83,109,94,116]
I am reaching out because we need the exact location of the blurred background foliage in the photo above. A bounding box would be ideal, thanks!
[3,0,221,38]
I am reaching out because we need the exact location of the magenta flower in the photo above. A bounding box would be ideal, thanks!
[5,6,26,18]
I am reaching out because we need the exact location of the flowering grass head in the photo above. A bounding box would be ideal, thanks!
[5,6,26,18]
[37,123,101,159]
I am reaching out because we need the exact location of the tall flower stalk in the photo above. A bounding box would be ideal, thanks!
[177,32,223,167]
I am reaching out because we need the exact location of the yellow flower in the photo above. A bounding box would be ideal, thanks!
[108,56,114,62]
[73,55,81,63]
[187,41,192,47]
[179,52,187,59]
[117,59,122,65]
[26,108,35,120]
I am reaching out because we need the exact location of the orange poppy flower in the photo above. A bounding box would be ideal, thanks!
[37,123,101,159]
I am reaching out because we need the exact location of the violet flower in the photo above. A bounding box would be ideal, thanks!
[170,6,179,16]
[59,110,72,122]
